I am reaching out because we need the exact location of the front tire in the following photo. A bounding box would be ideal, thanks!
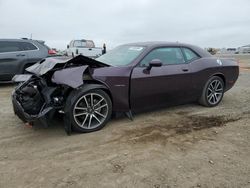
[199,76,224,107]
[67,89,112,133]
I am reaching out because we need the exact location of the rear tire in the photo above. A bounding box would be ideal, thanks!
[199,76,224,107]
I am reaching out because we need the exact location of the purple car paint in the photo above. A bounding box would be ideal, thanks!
[11,42,239,134]
[52,65,88,88]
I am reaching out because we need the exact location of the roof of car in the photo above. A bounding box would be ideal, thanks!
[0,38,47,47]
[123,41,212,57]
[124,41,182,46]
[0,38,44,43]
[124,41,198,48]
[0,38,32,41]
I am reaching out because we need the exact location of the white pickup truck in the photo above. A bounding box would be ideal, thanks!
[66,39,104,58]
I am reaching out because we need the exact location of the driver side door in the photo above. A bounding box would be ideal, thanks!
[130,47,194,112]
[0,41,27,81]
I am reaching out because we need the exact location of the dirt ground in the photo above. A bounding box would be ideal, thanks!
[0,55,250,188]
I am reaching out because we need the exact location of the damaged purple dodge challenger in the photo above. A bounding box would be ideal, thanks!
[12,42,239,134]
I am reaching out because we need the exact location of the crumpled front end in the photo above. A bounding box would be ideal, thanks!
[12,55,110,132]
[12,76,63,126]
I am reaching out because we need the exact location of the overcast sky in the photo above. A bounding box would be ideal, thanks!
[0,0,250,50]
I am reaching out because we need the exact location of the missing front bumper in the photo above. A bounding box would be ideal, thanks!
[12,93,55,127]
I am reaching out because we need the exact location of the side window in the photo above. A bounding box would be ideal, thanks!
[140,47,185,66]
[182,48,199,62]
[0,41,22,53]
[86,40,95,48]
[20,42,37,51]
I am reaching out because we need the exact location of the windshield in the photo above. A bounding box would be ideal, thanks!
[96,45,145,66]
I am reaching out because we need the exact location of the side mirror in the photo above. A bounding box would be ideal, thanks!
[67,45,69,49]
[146,59,162,70]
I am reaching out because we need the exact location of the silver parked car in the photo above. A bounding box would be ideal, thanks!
[0,38,56,82]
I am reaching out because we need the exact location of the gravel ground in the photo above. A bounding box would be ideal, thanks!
[0,55,249,188]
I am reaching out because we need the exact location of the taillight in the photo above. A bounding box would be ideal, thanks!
[48,49,57,55]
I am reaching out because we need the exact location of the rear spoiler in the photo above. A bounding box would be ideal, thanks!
[21,38,45,45]
[35,40,45,45]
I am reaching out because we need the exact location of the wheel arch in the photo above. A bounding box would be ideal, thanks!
[77,81,113,103]
[211,73,226,86]
[20,62,37,74]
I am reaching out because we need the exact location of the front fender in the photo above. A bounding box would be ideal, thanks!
[77,84,108,93]
[51,65,88,88]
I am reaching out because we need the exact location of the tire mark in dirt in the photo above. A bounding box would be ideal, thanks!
[51,115,241,157]
[109,115,241,145]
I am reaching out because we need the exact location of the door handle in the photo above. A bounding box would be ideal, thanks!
[182,68,189,72]
[88,48,92,51]
[16,54,25,57]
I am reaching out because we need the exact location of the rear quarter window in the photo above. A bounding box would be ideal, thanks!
[86,40,95,48]
[182,48,200,62]
[20,42,38,51]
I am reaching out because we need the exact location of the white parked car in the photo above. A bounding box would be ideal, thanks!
[66,39,103,58]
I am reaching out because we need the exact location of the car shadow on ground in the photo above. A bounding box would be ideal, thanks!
[28,102,240,139]
[30,112,130,137]
[0,82,15,88]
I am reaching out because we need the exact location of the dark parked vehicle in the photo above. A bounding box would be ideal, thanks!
[11,42,239,134]
[0,38,56,82]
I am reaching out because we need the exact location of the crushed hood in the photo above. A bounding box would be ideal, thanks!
[26,55,110,76]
